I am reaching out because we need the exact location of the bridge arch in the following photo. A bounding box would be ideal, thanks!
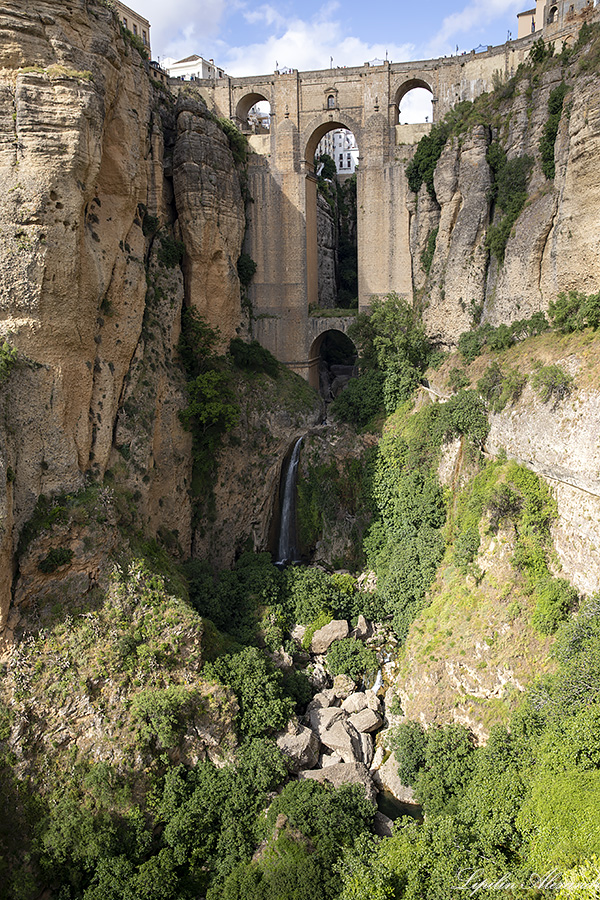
[308,325,357,395]
[393,78,434,123]
[303,116,363,316]
[303,114,364,166]
[235,91,271,131]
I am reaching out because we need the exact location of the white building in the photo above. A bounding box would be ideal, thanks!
[161,54,225,81]
[316,129,359,175]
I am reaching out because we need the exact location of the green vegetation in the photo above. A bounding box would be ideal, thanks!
[531,363,575,404]
[548,290,600,333]
[325,638,378,680]
[405,122,451,199]
[38,547,74,574]
[229,338,279,377]
[119,23,149,60]
[0,339,18,385]
[457,311,549,363]
[485,143,533,262]
[157,232,185,268]
[420,227,438,275]
[540,82,569,179]
[237,252,257,287]
[177,309,239,502]
[217,118,249,166]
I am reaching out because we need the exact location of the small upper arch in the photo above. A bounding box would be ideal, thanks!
[235,91,271,131]
[394,78,434,124]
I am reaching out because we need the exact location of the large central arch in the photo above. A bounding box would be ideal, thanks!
[303,116,363,312]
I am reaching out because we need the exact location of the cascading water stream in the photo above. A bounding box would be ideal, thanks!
[276,436,303,564]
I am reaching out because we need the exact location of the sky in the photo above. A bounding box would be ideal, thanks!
[147,0,525,75]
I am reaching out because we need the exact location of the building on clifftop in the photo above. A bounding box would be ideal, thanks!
[113,0,151,55]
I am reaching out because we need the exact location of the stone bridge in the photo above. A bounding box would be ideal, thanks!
[187,6,590,380]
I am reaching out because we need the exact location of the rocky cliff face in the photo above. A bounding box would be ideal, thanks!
[411,60,600,345]
[317,192,337,308]
[0,0,250,640]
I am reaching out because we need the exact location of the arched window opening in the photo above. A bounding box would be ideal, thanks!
[311,330,358,399]
[398,87,433,124]
[327,94,336,109]
[548,5,559,22]
[247,100,271,133]
[235,92,271,133]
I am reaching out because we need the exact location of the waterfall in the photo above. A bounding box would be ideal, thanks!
[276,436,303,564]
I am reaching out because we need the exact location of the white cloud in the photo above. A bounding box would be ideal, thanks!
[427,0,522,56]
[143,0,413,74]
[222,12,414,76]
[399,88,433,124]
[142,0,231,60]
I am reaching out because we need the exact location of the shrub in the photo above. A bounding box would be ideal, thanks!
[548,290,600,333]
[486,144,533,262]
[158,234,185,268]
[448,368,470,393]
[38,547,73,573]
[205,646,294,740]
[325,638,378,681]
[532,364,574,403]
[421,227,438,275]
[237,253,257,287]
[389,720,427,786]
[229,338,279,377]
[217,118,248,166]
[540,82,569,179]
[477,362,504,409]
[405,124,450,199]
[532,578,578,634]
[0,339,18,385]
[330,371,384,428]
[487,483,523,532]
[454,526,481,572]
[382,362,420,413]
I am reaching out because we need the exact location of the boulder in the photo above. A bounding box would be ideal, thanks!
[320,717,365,764]
[332,674,355,699]
[306,661,329,691]
[371,755,417,805]
[341,692,368,715]
[310,619,349,654]
[305,689,337,716]
[308,706,345,734]
[370,746,385,771]
[290,624,307,644]
[321,751,343,768]
[351,615,372,641]
[300,762,378,804]
[373,811,394,837]
[359,732,374,768]
[349,708,383,734]
[276,721,320,774]
[364,691,381,712]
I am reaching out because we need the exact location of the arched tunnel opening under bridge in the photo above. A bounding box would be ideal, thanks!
[309,329,358,400]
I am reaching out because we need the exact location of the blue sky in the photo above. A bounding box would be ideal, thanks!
[146,0,525,75]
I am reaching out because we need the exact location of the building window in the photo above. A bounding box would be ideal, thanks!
[142,31,147,45]
[339,154,343,167]
[347,154,351,165]
[328,95,335,109]
[123,17,127,27]
[133,23,137,35]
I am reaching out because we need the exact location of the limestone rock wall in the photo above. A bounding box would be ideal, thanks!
[0,0,247,637]
[411,66,600,345]
[317,192,337,309]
